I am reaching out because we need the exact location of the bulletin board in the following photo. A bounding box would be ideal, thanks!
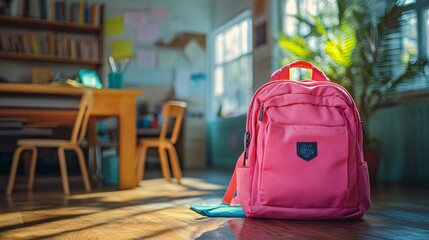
[102,1,207,89]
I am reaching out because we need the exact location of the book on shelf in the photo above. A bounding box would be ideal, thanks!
[0,32,100,61]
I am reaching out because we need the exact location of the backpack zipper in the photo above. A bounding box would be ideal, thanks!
[243,131,251,166]
[258,104,264,121]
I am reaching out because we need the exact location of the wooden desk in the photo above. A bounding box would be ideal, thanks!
[0,83,143,190]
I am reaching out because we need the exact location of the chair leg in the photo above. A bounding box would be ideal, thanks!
[27,147,38,191]
[136,144,148,184]
[72,146,91,192]
[166,143,182,184]
[6,146,25,195]
[158,145,171,182]
[57,147,70,195]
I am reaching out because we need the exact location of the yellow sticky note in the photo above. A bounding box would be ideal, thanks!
[105,17,124,36]
[111,40,133,59]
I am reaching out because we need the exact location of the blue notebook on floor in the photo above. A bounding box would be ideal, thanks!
[190,203,246,218]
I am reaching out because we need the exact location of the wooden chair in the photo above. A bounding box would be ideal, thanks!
[6,91,93,195]
[136,101,187,184]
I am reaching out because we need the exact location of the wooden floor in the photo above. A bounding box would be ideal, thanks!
[0,169,428,240]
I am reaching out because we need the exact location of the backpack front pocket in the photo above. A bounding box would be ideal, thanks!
[259,121,349,209]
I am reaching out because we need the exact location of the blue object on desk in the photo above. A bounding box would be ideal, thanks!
[108,72,123,89]
[190,203,246,218]
[79,69,103,89]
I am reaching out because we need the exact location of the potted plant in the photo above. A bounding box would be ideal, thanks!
[277,0,428,184]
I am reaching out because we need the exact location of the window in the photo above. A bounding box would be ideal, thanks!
[211,11,253,118]
[401,11,418,64]
[279,0,338,79]
[280,0,429,91]
[396,0,429,90]
[281,0,338,37]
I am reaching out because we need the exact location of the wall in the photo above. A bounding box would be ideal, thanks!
[370,92,429,184]
[212,0,251,29]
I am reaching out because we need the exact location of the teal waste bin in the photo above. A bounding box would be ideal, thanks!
[102,148,119,186]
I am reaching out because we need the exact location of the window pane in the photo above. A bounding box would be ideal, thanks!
[284,16,298,36]
[282,0,339,36]
[397,10,427,91]
[284,0,297,15]
[397,0,416,6]
[212,13,253,118]
[304,0,318,16]
[401,11,418,64]
[215,34,224,64]
[321,0,339,27]
[224,26,240,62]
[241,20,249,54]
[283,0,298,35]
[425,9,429,58]
[214,67,224,97]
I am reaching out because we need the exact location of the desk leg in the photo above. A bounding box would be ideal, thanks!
[118,97,137,189]
[87,118,99,181]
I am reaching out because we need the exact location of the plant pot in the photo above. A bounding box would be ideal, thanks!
[364,150,381,186]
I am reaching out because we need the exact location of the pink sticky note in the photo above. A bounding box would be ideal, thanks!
[124,11,147,25]
[137,24,160,44]
[136,49,157,67]
[152,8,168,22]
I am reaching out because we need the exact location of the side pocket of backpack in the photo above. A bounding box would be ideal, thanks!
[357,162,371,211]
[236,166,253,217]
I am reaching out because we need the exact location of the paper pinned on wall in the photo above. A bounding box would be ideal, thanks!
[189,72,206,97]
[152,8,169,22]
[105,17,124,36]
[183,40,205,67]
[174,69,207,99]
[111,40,133,59]
[136,49,157,68]
[136,24,160,44]
[124,11,147,26]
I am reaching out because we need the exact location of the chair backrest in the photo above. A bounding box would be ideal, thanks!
[70,91,93,144]
[159,101,187,144]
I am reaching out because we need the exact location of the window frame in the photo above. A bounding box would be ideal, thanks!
[208,10,253,119]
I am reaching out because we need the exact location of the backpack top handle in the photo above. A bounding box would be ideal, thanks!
[271,60,330,82]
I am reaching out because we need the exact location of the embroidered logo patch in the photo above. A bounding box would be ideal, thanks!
[297,142,317,161]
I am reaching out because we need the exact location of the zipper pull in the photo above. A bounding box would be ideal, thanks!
[245,131,251,147]
[258,104,264,121]
[243,131,251,166]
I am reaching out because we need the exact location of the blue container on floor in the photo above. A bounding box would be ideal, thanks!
[102,148,119,186]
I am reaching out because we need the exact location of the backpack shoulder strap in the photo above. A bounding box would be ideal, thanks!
[222,168,237,205]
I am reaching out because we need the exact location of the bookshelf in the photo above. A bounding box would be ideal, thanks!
[0,51,102,67]
[0,14,103,69]
[0,15,101,34]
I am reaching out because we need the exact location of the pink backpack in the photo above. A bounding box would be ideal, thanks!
[223,60,371,219]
